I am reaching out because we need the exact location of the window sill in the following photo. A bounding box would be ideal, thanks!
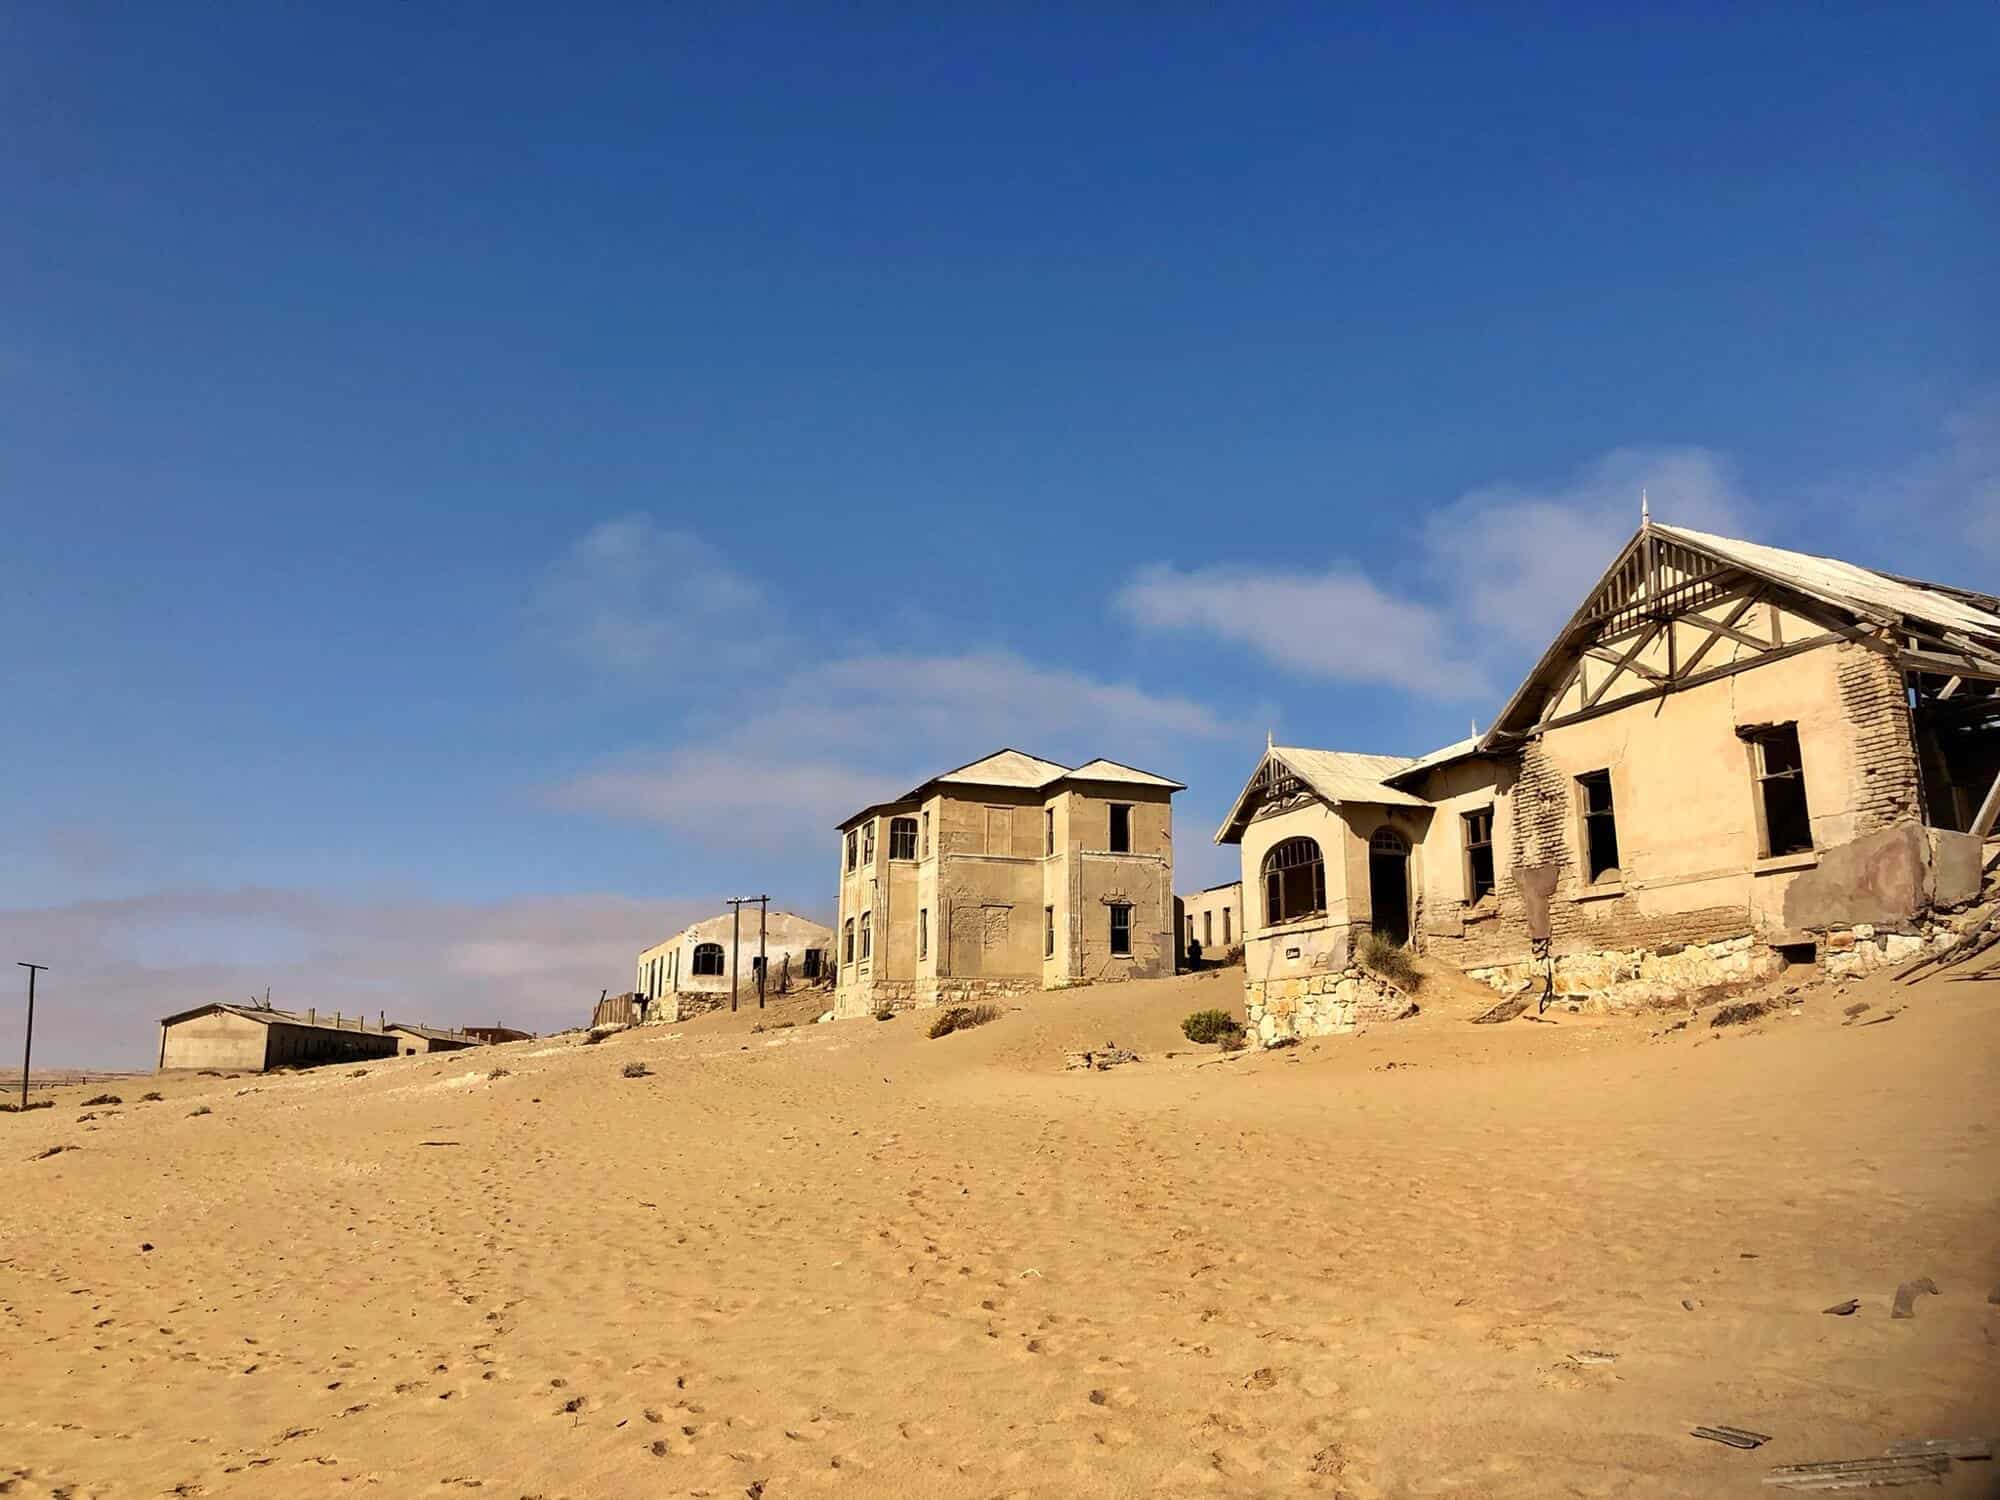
[1258,913,1335,938]
[1462,900,1499,923]
[1753,849,1819,875]
[1574,882,1626,904]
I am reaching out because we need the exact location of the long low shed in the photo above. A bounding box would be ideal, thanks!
[158,1003,398,1072]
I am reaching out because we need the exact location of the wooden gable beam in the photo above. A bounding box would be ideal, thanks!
[1581,620,1667,709]
[1675,591,1763,681]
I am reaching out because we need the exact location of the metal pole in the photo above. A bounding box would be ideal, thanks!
[757,896,768,1009]
[18,962,47,1109]
[730,899,741,1013]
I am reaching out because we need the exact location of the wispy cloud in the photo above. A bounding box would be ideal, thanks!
[0,887,710,1069]
[1115,564,1485,700]
[1116,444,1753,698]
[532,515,769,674]
[547,647,1227,845]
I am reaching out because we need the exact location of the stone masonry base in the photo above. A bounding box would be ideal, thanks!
[1244,968,1416,1046]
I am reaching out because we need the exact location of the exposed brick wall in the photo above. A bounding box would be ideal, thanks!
[1836,643,1922,833]
[1510,741,1573,872]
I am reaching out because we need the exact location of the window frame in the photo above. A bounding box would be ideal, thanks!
[1045,807,1055,856]
[862,819,876,865]
[921,809,931,859]
[844,829,857,872]
[691,942,726,978]
[1108,902,1133,957]
[1577,770,1620,884]
[1747,723,1814,857]
[1261,836,1328,926]
[888,816,918,862]
[859,909,872,960]
[1462,804,1497,904]
[1044,904,1055,958]
[1222,906,1231,945]
[842,918,855,963]
[1108,803,1132,853]
[918,907,928,960]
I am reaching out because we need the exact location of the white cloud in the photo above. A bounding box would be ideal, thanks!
[548,649,1227,844]
[532,515,768,673]
[1116,444,1752,697]
[1115,563,1485,700]
[1423,445,1748,652]
[0,887,716,1070]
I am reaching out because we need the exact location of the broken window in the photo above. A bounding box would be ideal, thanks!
[918,908,928,959]
[692,942,725,977]
[1045,808,1055,855]
[921,810,931,858]
[1108,803,1132,852]
[889,816,918,861]
[859,911,872,960]
[1108,903,1132,957]
[1222,907,1231,945]
[1262,837,1326,925]
[1203,910,1213,947]
[862,820,876,865]
[1578,771,1620,883]
[1044,905,1055,958]
[802,948,822,979]
[1748,724,1813,856]
[843,919,854,963]
[844,830,857,872]
[1463,806,1496,903]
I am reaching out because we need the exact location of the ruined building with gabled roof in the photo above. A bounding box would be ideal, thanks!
[834,749,1184,1017]
[1217,521,1999,1043]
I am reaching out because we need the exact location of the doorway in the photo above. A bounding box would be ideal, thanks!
[1368,829,1410,946]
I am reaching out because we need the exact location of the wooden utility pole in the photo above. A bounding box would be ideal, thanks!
[726,895,772,1011]
[17,962,47,1108]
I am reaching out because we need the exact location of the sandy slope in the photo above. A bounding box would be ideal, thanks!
[2,960,1996,1499]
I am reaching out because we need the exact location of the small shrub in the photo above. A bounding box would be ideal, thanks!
[1217,1031,1248,1052]
[189,1105,213,1117]
[1357,931,1423,990]
[927,1004,1000,1039]
[488,1066,511,1080]
[0,1099,54,1114]
[1180,1009,1244,1046]
[82,1093,122,1107]
[1711,999,1775,1028]
[621,1060,651,1078]
[140,1091,164,1102]
[581,1029,608,1046]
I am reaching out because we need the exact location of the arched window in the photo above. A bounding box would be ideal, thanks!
[888,816,919,861]
[1262,836,1327,926]
[691,942,725,977]
[843,918,855,963]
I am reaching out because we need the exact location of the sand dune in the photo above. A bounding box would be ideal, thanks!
[2,960,1996,1497]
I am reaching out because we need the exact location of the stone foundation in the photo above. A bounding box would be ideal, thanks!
[1467,934,1786,1009]
[1819,922,1953,978]
[833,975,1036,1020]
[1244,968,1416,1046]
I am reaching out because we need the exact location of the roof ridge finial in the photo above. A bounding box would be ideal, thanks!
[1266,729,1274,751]
[1641,487,1651,528]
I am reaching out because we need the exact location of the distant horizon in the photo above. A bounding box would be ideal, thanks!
[4,4,1993,1066]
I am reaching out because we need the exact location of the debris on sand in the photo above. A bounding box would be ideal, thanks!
[1568,1350,1617,1366]
[1691,1425,1771,1449]
[1710,1000,1776,1027]
[1472,996,1531,1025]
[1822,1299,1860,1316]
[1065,1044,1139,1071]
[1890,1278,1939,1319]
[1766,1453,1948,1488]
[1882,1438,1993,1460]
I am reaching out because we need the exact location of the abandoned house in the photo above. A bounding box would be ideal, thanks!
[833,749,1183,1017]
[634,909,834,1022]
[1176,880,1243,966]
[1217,521,1999,1044]
[157,1003,399,1072]
[384,1022,482,1056]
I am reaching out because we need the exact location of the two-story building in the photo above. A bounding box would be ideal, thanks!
[1217,522,1998,1043]
[833,749,1183,1017]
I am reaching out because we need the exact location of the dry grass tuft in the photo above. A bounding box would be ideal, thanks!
[927,1004,1002,1040]
[621,1060,652,1078]
[188,1105,213,1117]
[1357,931,1423,990]
[82,1093,123,1107]
[1180,1009,1244,1046]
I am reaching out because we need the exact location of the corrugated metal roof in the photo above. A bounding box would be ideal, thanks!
[1655,525,2000,640]
[1214,745,1429,844]
[1383,735,1485,786]
[158,1002,388,1034]
[384,1022,481,1044]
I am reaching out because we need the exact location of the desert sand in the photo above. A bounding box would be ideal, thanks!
[3,959,1996,1498]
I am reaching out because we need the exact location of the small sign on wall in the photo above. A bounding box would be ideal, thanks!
[1285,947,1300,959]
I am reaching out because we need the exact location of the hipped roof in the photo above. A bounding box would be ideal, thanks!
[838,748,1184,827]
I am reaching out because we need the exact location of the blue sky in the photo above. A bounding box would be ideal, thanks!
[2,5,1994,1063]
